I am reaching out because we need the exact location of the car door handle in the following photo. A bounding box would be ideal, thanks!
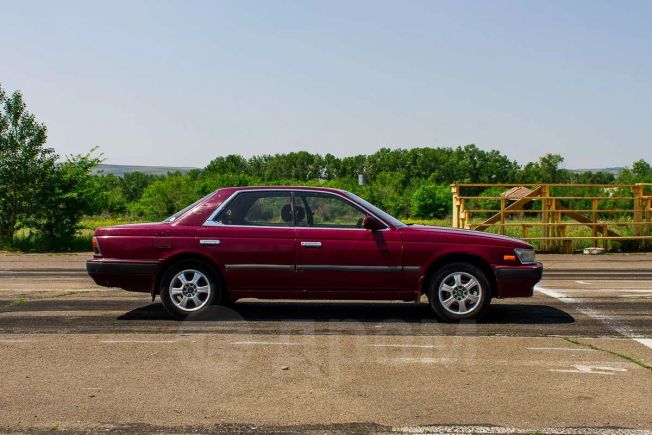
[199,239,221,246]
[300,241,322,248]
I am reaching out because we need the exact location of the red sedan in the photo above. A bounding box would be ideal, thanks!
[87,186,542,321]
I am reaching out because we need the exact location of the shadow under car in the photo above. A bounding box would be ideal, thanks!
[117,300,575,324]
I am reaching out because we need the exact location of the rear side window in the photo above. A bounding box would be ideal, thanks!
[214,191,292,227]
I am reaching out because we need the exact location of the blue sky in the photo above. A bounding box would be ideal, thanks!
[1,0,650,168]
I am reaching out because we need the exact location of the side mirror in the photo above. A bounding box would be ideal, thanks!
[363,215,385,231]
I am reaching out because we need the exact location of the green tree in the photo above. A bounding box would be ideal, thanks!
[618,159,652,184]
[361,171,414,217]
[477,186,505,212]
[132,174,197,219]
[120,172,157,202]
[520,153,569,183]
[632,159,651,180]
[195,172,258,196]
[337,154,366,179]
[411,184,452,219]
[0,85,57,243]
[90,174,128,214]
[573,170,616,184]
[29,151,102,248]
[260,152,325,181]
[205,155,249,174]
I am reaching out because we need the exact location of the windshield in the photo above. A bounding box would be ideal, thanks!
[344,191,407,228]
[164,191,215,223]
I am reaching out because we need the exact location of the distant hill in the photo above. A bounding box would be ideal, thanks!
[94,164,197,176]
[568,167,624,175]
[94,163,625,177]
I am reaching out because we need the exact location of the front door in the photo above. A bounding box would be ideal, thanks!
[292,191,403,298]
[196,190,295,295]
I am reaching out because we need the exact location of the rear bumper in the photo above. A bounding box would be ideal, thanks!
[493,262,543,298]
[86,259,159,293]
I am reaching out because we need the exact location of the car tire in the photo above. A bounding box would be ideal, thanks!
[428,262,491,322]
[159,260,221,320]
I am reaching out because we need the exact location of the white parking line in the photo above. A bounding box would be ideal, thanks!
[535,285,652,348]
[100,340,177,344]
[535,286,576,301]
[231,341,300,346]
[370,344,443,349]
[527,347,596,351]
[235,342,446,349]
[634,338,652,349]
[383,357,453,364]
[549,365,627,375]
[396,425,651,434]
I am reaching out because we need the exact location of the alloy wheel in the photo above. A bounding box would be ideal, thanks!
[438,271,482,315]
[169,269,212,312]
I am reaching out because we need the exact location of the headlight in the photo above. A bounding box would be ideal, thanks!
[514,248,536,264]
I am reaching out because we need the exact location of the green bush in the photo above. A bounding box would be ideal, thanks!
[477,186,504,212]
[28,152,101,248]
[6,230,92,252]
[130,173,198,220]
[411,184,452,219]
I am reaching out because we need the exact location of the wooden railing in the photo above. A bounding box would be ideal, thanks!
[451,183,652,252]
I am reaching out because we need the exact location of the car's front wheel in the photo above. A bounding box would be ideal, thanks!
[160,261,219,319]
[428,262,491,321]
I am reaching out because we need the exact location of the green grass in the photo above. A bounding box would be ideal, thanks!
[3,213,650,253]
[1,292,88,310]
[79,214,148,230]
[1,215,148,252]
[454,215,651,252]
[0,297,29,309]
[2,230,93,253]
[9,297,28,306]
[403,216,651,251]
[402,218,451,227]
[563,337,652,371]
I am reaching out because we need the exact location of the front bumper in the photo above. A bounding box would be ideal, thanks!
[86,259,159,293]
[493,262,543,298]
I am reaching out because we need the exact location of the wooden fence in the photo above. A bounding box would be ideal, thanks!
[451,183,652,252]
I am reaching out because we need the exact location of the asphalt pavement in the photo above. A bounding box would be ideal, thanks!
[0,252,650,434]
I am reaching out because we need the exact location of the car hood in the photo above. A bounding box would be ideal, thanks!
[402,224,532,248]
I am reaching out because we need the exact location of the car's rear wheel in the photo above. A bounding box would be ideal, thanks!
[428,262,491,321]
[160,261,219,319]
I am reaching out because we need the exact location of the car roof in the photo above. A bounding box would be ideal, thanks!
[218,186,350,195]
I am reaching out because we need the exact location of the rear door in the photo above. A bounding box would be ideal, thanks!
[196,190,296,294]
[293,191,404,298]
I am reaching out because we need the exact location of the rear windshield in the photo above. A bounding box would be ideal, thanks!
[164,191,215,222]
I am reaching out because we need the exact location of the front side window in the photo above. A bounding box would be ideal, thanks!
[294,192,367,228]
[215,191,292,227]
[344,191,406,228]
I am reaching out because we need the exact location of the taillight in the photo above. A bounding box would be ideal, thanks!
[92,236,101,255]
